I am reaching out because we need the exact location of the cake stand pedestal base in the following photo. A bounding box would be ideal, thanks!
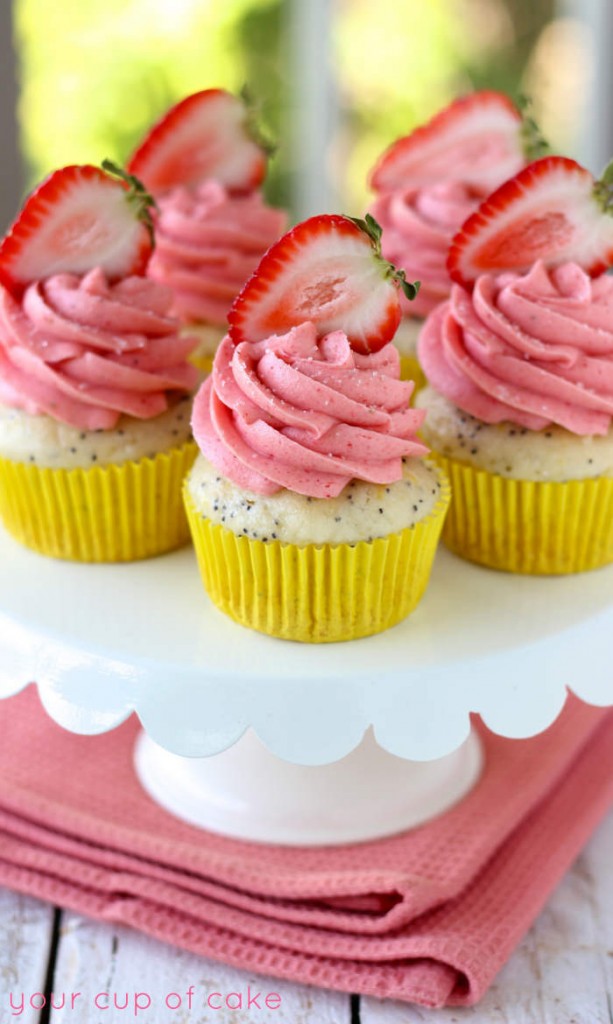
[135,727,483,845]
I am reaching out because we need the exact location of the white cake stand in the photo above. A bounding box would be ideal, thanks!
[0,525,611,845]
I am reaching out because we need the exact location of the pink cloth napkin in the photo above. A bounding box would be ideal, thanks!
[0,686,611,1008]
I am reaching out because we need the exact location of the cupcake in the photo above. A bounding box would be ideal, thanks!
[127,89,287,373]
[184,214,450,642]
[0,163,199,562]
[368,91,546,386]
[416,156,613,574]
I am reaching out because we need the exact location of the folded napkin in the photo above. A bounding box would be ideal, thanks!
[0,686,611,1008]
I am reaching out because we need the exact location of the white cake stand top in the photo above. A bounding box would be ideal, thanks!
[0,527,611,765]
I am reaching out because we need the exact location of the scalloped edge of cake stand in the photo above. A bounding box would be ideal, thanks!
[134,727,484,845]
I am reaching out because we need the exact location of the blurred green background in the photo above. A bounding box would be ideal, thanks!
[15,0,586,217]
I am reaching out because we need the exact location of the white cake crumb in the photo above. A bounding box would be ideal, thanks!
[0,397,193,469]
[416,385,613,481]
[187,455,444,545]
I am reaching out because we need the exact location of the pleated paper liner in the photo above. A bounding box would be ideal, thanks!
[0,442,197,562]
[189,353,214,375]
[186,323,224,376]
[399,354,426,403]
[184,473,451,643]
[431,453,613,575]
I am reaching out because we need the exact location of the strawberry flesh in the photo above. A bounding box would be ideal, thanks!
[228,215,403,355]
[448,156,613,287]
[127,89,267,196]
[0,165,153,297]
[478,212,574,264]
[370,91,524,195]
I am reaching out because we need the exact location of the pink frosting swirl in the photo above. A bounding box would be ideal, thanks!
[418,261,613,435]
[0,268,198,430]
[371,182,480,319]
[191,322,428,497]
[147,181,287,325]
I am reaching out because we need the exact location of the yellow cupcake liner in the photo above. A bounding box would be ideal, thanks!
[431,452,613,575]
[399,354,427,404]
[185,323,224,375]
[184,473,450,643]
[0,442,198,562]
[189,352,214,375]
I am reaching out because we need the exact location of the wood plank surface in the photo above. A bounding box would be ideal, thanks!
[361,810,613,1023]
[0,890,56,1024]
[47,913,350,1024]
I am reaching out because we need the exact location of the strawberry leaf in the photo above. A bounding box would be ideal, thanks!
[396,273,421,301]
[348,213,420,302]
[517,94,549,161]
[593,158,613,213]
[101,159,157,246]
[240,84,277,158]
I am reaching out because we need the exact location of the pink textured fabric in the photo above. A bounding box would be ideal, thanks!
[0,686,611,1008]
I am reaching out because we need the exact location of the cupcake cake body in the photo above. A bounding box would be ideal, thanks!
[418,259,613,573]
[128,89,287,373]
[189,446,442,546]
[0,164,199,561]
[185,215,450,642]
[0,397,192,470]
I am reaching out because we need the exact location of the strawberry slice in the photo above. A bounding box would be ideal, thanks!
[127,89,269,196]
[447,156,613,287]
[228,213,419,354]
[370,91,527,195]
[0,163,154,297]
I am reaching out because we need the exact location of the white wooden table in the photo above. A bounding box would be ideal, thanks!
[0,810,611,1024]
